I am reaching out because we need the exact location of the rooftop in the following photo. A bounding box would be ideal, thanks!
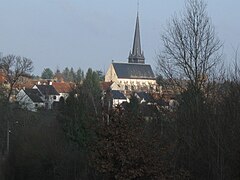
[112,62,155,80]
[24,89,43,103]
[36,85,59,96]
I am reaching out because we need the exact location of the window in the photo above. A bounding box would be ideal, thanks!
[35,104,38,108]
[53,96,56,100]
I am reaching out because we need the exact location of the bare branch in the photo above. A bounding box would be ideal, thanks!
[157,0,222,91]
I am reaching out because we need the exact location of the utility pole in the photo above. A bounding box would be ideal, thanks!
[6,120,9,155]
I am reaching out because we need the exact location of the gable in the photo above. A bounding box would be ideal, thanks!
[105,64,118,82]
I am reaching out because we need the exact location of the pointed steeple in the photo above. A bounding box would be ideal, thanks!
[128,13,145,64]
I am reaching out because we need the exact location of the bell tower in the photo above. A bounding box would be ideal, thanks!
[128,12,145,64]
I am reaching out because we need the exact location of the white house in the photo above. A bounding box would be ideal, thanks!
[32,84,59,109]
[52,82,73,101]
[16,89,45,112]
[111,90,129,107]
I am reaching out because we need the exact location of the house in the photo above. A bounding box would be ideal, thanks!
[52,82,74,101]
[32,84,59,109]
[100,81,124,92]
[16,89,44,112]
[135,92,155,104]
[111,90,128,107]
[104,13,159,93]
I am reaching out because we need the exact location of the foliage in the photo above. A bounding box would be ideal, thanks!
[61,67,84,83]
[58,68,101,147]
[4,110,89,180]
[41,68,53,79]
[90,109,187,179]
[96,70,104,81]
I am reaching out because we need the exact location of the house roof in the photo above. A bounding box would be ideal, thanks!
[24,89,44,103]
[136,92,155,103]
[36,85,59,95]
[112,63,155,80]
[100,81,113,91]
[52,82,73,93]
[112,90,127,100]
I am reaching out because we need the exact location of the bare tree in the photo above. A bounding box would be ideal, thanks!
[0,55,33,101]
[157,0,222,91]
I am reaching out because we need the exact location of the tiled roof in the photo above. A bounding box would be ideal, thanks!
[100,81,113,91]
[36,85,59,95]
[24,89,43,103]
[112,63,155,79]
[52,82,74,93]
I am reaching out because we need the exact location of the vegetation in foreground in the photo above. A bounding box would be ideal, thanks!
[1,0,240,179]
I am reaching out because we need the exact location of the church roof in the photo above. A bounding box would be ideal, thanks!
[112,63,155,80]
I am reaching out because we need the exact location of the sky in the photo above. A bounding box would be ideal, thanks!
[0,0,240,75]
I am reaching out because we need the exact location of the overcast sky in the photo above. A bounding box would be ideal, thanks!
[0,0,240,75]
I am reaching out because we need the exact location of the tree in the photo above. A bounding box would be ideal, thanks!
[89,109,187,179]
[96,70,104,81]
[157,0,222,91]
[58,68,102,147]
[0,55,33,101]
[62,67,70,82]
[41,68,53,79]
[75,68,84,84]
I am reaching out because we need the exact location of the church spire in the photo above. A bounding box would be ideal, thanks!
[128,12,145,64]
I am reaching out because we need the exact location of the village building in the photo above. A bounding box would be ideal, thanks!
[16,89,44,112]
[52,82,74,101]
[105,13,159,93]
[32,84,59,109]
[111,90,129,107]
[135,91,155,104]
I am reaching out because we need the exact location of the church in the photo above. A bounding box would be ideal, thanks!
[105,13,158,93]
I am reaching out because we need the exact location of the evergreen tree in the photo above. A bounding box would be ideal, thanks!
[62,67,70,82]
[41,68,53,79]
[76,68,84,84]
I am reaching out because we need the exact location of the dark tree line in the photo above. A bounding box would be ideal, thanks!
[40,67,104,83]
